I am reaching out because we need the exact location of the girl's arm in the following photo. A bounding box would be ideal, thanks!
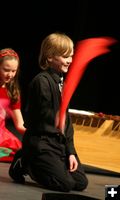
[11,109,26,134]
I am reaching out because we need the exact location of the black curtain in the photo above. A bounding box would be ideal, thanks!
[1,0,120,115]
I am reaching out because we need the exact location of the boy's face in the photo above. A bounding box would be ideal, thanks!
[48,50,73,73]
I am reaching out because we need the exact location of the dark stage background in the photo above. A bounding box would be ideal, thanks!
[1,0,120,116]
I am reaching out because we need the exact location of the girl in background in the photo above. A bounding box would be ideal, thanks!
[0,48,26,162]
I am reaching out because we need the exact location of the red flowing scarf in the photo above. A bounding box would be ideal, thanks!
[57,37,117,133]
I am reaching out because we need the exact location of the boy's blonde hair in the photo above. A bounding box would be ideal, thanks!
[39,32,74,70]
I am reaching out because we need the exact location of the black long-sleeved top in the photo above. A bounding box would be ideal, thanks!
[23,67,76,156]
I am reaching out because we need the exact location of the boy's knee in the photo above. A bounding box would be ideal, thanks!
[45,177,76,192]
[75,176,88,191]
[59,179,76,192]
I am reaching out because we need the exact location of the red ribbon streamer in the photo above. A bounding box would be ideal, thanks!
[58,37,117,133]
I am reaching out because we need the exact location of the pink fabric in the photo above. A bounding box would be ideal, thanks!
[0,87,22,162]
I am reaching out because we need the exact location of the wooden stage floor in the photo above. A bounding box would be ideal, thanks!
[0,162,120,200]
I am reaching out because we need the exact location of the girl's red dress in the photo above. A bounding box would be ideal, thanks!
[0,87,22,162]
